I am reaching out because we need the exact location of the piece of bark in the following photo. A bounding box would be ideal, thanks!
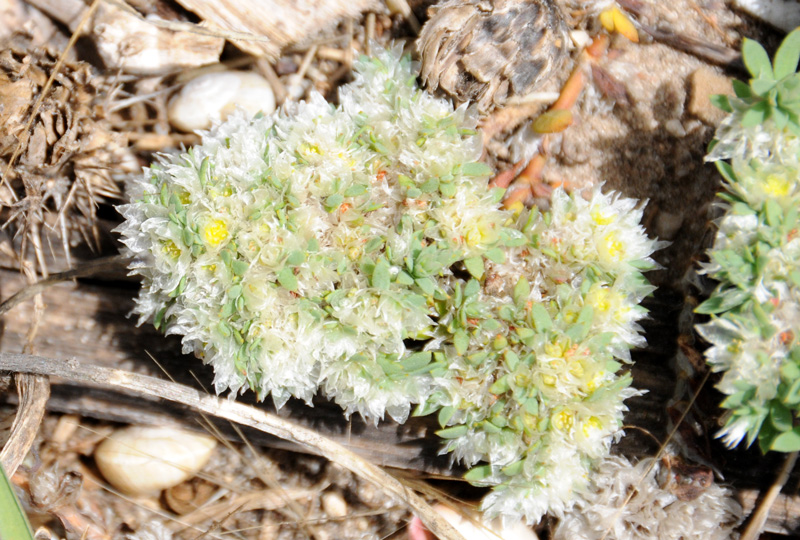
[172,0,379,61]
[91,1,224,74]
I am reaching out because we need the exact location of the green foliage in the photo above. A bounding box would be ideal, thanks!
[701,30,800,452]
[714,29,800,133]
[0,462,34,540]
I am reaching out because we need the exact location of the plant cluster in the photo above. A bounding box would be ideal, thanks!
[552,456,742,540]
[700,29,800,452]
[117,47,661,523]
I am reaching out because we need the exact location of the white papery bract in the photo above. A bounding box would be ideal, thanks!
[552,455,742,540]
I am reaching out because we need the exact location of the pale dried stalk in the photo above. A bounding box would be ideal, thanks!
[0,352,467,540]
[740,451,799,540]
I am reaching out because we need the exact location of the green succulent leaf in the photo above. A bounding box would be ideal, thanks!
[774,28,800,80]
[743,37,774,80]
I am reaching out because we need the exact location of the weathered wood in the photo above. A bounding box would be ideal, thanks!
[0,351,468,540]
[172,0,379,60]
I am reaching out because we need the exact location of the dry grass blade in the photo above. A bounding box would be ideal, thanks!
[0,352,468,540]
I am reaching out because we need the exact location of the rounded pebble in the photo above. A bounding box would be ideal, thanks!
[94,425,217,495]
[168,71,276,132]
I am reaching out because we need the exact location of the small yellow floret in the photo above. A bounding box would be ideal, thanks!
[586,371,604,391]
[569,361,584,378]
[162,240,181,259]
[588,286,611,312]
[599,231,625,263]
[553,409,574,431]
[761,174,792,197]
[582,416,603,437]
[203,219,229,247]
[545,342,565,358]
[591,208,616,226]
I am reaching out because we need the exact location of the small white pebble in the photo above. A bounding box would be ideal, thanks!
[321,491,348,518]
[664,118,687,138]
[168,71,276,132]
[95,426,216,496]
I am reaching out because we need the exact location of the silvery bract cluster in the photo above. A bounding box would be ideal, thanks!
[117,47,660,523]
[700,32,800,452]
[552,456,742,540]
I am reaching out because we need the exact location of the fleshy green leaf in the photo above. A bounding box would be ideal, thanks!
[461,162,494,177]
[710,94,732,112]
[771,427,800,452]
[454,329,469,355]
[770,401,794,431]
[436,425,469,439]
[372,258,391,289]
[513,276,530,309]
[464,256,484,279]
[743,37,774,80]
[463,464,493,483]
[278,267,298,291]
[530,303,552,332]
[438,406,456,428]
[774,28,800,79]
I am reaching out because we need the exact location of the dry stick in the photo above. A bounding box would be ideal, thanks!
[0,353,467,540]
[0,255,128,317]
[0,374,50,476]
[0,260,51,477]
[740,450,799,540]
[599,369,712,540]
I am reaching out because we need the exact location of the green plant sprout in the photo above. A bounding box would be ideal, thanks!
[117,46,661,523]
[0,461,34,540]
[700,28,800,452]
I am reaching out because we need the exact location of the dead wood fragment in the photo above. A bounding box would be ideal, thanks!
[172,0,380,61]
[91,1,225,75]
[639,24,741,67]
[740,451,800,540]
[0,351,468,540]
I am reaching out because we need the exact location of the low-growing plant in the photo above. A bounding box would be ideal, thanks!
[700,29,800,452]
[117,46,661,523]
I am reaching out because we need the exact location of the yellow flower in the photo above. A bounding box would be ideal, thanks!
[598,230,625,264]
[162,240,181,259]
[582,416,603,437]
[761,173,791,197]
[587,285,611,313]
[586,371,605,392]
[591,207,616,226]
[203,219,229,247]
[552,409,574,431]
